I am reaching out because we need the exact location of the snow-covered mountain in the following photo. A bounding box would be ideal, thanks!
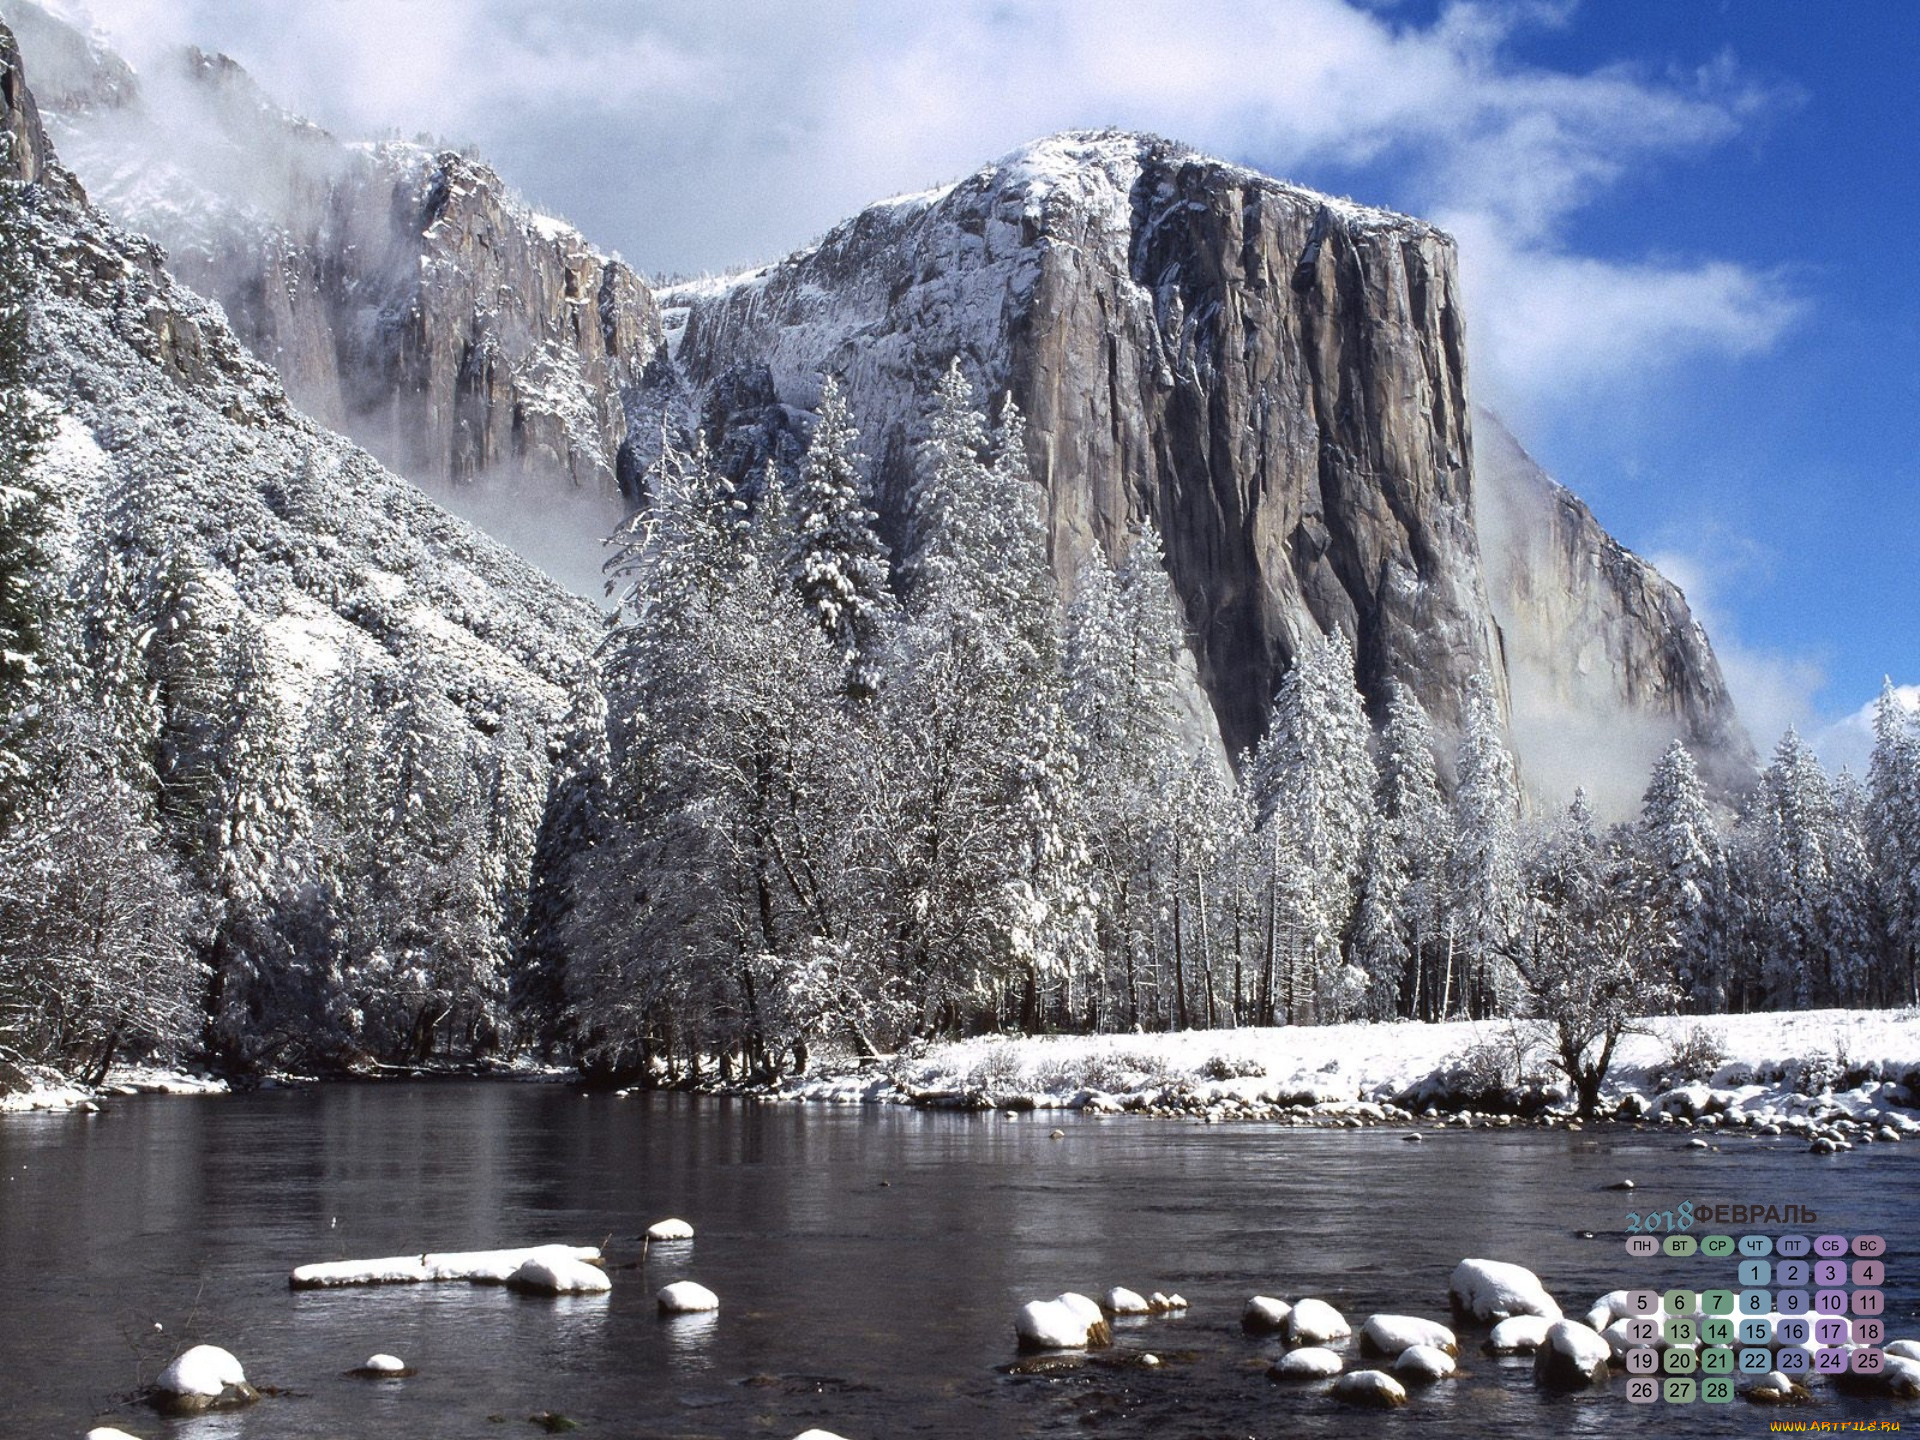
[665,130,1748,778]
[1,15,601,1064]
[5,2,1750,794]
[1,0,667,504]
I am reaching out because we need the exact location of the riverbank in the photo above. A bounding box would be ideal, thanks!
[0,1064,228,1113]
[776,1008,1920,1141]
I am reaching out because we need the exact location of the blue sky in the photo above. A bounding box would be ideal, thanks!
[55,0,1920,762]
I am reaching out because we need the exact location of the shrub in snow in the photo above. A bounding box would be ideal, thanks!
[647,1218,694,1241]
[1448,1259,1560,1322]
[1484,1315,1553,1354]
[1268,1346,1343,1380]
[1531,1321,1612,1390]
[1360,1314,1456,1357]
[1242,1296,1291,1334]
[657,1281,720,1314]
[149,1345,258,1414]
[1285,1297,1349,1345]
[1394,1344,1456,1380]
[1104,1287,1151,1316]
[1331,1370,1407,1407]
[508,1254,612,1295]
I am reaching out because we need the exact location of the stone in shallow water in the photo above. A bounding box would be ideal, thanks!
[1242,1296,1291,1334]
[1361,1313,1456,1356]
[1269,1346,1343,1380]
[1332,1369,1407,1407]
[658,1280,720,1314]
[1395,1343,1456,1380]
[149,1345,259,1415]
[508,1254,611,1295]
[1449,1258,1560,1322]
[1485,1315,1553,1354]
[1286,1297,1349,1345]
[647,1218,694,1241]
[1532,1321,1612,1390]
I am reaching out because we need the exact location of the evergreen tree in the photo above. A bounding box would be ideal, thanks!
[1373,682,1450,1018]
[1638,739,1725,1010]
[1867,682,1920,1004]
[1448,672,1522,1017]
[787,376,894,696]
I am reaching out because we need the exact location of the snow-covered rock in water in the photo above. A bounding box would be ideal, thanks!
[791,1431,855,1440]
[1242,1296,1291,1334]
[647,1218,695,1241]
[1599,1318,1645,1361]
[1583,1290,1635,1331]
[1055,1292,1113,1344]
[289,1244,603,1288]
[1286,1298,1350,1345]
[149,1345,258,1414]
[1532,1321,1612,1390]
[1885,1339,1920,1361]
[87,1430,144,1440]
[1105,1287,1152,1316]
[1449,1259,1561,1322]
[1485,1315,1553,1354]
[508,1253,611,1295]
[1331,1370,1407,1407]
[657,1281,720,1314]
[1361,1314,1456,1357]
[1016,1298,1095,1352]
[1269,1346,1344,1380]
[1741,1370,1809,1404]
[1395,1344,1457,1380]
[1833,1353,1920,1400]
[350,1353,416,1377]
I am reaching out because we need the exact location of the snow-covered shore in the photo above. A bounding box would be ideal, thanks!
[776,1009,1920,1140]
[0,1064,227,1113]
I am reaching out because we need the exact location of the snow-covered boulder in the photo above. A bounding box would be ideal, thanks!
[1583,1290,1635,1331]
[1104,1287,1152,1316]
[1331,1369,1407,1407]
[349,1353,416,1377]
[1395,1344,1456,1380]
[1242,1296,1291,1334]
[1531,1321,1612,1390]
[1285,1297,1350,1345]
[1599,1318,1644,1361]
[1886,1339,1920,1361]
[149,1345,258,1414]
[1485,1315,1553,1354]
[289,1243,603,1289]
[1832,1354,1920,1400]
[657,1281,720,1314]
[87,1430,145,1440]
[508,1253,611,1295]
[1055,1292,1113,1344]
[1741,1370,1809,1404]
[1269,1346,1343,1380]
[647,1218,695,1241]
[1016,1298,1095,1351]
[1449,1259,1561,1322]
[792,1431,854,1440]
[1361,1314,1456,1357]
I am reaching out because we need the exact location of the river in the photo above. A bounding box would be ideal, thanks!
[2,1083,1915,1438]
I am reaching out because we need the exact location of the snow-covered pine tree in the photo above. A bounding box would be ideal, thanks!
[1753,729,1840,1008]
[1638,739,1725,1010]
[1867,681,1920,1004]
[1825,769,1880,1007]
[1447,672,1522,1018]
[1246,630,1375,1021]
[787,376,894,696]
[1372,681,1450,1019]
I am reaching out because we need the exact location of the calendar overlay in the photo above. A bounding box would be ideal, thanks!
[1617,1202,1892,1406]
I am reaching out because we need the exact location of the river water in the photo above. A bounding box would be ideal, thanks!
[2,1083,1916,1439]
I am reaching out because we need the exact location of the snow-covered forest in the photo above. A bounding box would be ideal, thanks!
[1,171,1917,1091]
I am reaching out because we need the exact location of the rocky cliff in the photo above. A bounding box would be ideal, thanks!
[3,1,666,501]
[668,132,1505,756]
[1475,412,1755,802]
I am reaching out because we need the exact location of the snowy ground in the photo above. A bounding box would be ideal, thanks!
[777,1009,1920,1139]
[0,1064,227,1113]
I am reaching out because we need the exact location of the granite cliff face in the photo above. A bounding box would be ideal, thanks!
[669,132,1504,756]
[4,2,666,500]
[1475,413,1755,801]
